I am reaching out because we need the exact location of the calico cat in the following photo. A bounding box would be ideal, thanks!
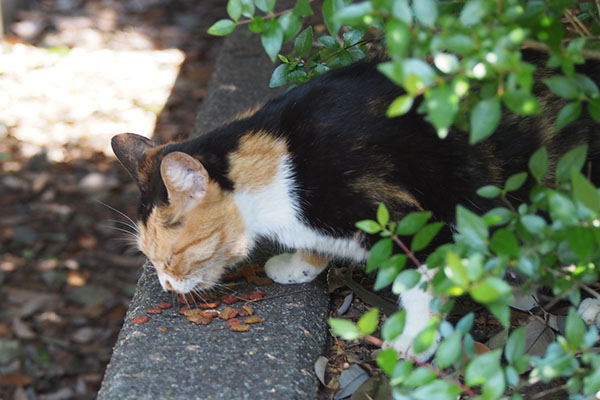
[112,53,600,361]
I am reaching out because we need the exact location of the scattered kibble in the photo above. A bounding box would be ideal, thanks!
[132,315,149,324]
[242,305,254,315]
[244,316,263,324]
[231,323,250,332]
[222,294,239,304]
[157,301,173,309]
[146,307,162,314]
[219,307,238,320]
[226,318,241,327]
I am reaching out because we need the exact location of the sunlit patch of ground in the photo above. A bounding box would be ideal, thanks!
[0,42,184,161]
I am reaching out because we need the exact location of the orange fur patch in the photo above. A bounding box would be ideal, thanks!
[228,131,288,191]
[299,250,330,271]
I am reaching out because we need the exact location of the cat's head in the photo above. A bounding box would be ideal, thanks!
[111,133,251,294]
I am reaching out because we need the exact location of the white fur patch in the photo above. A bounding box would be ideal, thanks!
[233,156,368,262]
[264,252,324,284]
[385,269,440,362]
[578,298,600,328]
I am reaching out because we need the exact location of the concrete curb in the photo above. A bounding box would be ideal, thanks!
[98,27,330,400]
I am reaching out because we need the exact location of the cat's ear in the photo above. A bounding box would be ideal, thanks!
[160,152,208,204]
[111,133,156,184]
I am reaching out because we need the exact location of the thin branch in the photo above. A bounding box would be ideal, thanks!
[522,39,600,61]
[564,8,591,37]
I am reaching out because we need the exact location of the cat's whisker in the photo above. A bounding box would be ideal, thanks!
[95,200,138,229]
[106,219,139,233]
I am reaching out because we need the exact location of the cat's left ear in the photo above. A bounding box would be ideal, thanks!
[160,152,209,205]
[111,133,156,184]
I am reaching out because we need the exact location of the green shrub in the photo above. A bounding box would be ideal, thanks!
[210,1,600,397]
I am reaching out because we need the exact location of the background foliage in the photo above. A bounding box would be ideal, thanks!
[210,0,600,398]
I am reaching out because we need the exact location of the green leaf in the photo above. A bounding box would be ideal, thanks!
[503,89,542,115]
[227,0,243,21]
[411,222,444,252]
[366,238,393,273]
[543,75,579,99]
[565,307,585,349]
[269,64,288,88]
[390,360,413,385]
[356,219,381,234]
[392,269,421,294]
[387,95,414,117]
[255,0,276,12]
[377,203,389,227]
[261,19,283,62]
[318,35,338,49]
[293,0,313,16]
[385,19,410,59]
[425,83,459,138]
[589,98,600,122]
[465,349,502,386]
[358,308,379,335]
[377,348,398,375]
[322,0,344,36]
[572,171,600,214]
[470,97,501,144]
[445,251,469,287]
[382,310,406,341]
[456,205,489,251]
[207,19,237,36]
[240,0,255,17]
[334,1,373,25]
[477,185,502,198]
[413,0,438,27]
[520,214,546,234]
[505,172,528,192]
[529,146,549,182]
[413,318,439,354]
[484,207,514,226]
[374,261,400,290]
[567,226,594,262]
[392,0,412,24]
[435,330,462,369]
[328,318,362,340]
[456,313,475,334]
[396,211,432,235]
[404,367,437,387]
[470,277,511,304]
[248,16,265,33]
[294,26,313,58]
[412,380,462,400]
[555,101,581,132]
[278,12,302,43]
[548,192,577,225]
[505,327,526,364]
[460,0,489,26]
[556,144,588,183]
[490,229,520,258]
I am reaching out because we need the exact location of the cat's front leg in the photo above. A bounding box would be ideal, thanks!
[384,270,440,362]
[264,250,329,284]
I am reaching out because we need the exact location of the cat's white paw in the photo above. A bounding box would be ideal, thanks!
[384,273,439,362]
[264,252,326,284]
[578,298,600,328]
[384,330,440,362]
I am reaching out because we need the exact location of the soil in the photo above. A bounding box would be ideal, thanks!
[0,0,224,398]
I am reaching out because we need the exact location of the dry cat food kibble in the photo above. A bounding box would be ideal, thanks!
[132,315,149,324]
[231,324,250,332]
[244,316,263,324]
[219,307,238,320]
[198,301,220,309]
[221,294,239,304]
[157,301,173,309]
[226,318,241,327]
[146,307,162,314]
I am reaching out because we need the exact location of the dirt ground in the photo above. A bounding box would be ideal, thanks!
[0,1,224,398]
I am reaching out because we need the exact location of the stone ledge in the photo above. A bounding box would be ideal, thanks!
[97,28,330,400]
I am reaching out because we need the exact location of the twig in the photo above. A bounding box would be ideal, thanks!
[522,39,600,61]
[530,383,569,400]
[564,8,591,37]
